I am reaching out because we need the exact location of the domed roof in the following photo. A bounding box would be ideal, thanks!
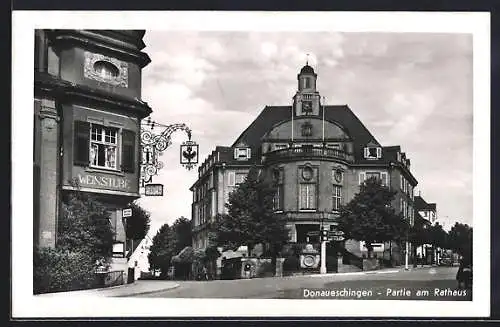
[300,64,315,75]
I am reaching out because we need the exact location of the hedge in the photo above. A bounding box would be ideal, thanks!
[34,247,97,294]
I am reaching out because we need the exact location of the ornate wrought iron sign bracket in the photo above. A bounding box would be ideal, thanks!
[140,117,199,189]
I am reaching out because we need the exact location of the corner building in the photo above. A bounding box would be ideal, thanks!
[33,30,152,276]
[191,64,418,267]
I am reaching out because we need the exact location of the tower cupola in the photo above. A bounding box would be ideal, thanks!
[293,59,321,116]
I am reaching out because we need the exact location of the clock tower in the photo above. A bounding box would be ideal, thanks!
[293,63,321,117]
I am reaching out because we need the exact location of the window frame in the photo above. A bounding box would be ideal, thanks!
[299,183,317,211]
[332,185,342,212]
[235,172,247,186]
[89,123,120,171]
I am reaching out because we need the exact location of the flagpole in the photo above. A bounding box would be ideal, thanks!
[322,96,325,142]
[291,102,294,142]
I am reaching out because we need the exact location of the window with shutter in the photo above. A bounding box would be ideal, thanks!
[74,120,90,166]
[121,129,136,173]
[381,172,388,186]
[228,171,236,186]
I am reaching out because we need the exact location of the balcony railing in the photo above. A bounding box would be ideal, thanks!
[263,146,354,164]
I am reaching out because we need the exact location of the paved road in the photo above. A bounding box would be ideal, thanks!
[130,266,471,301]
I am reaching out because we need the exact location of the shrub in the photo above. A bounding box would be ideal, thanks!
[256,261,274,278]
[34,247,96,294]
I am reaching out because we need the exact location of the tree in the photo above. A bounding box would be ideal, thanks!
[427,222,448,264]
[209,166,289,275]
[125,201,151,240]
[338,177,409,259]
[147,217,193,278]
[448,222,473,259]
[171,216,192,253]
[148,223,175,277]
[57,191,115,264]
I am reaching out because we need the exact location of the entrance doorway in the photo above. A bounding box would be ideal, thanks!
[296,224,320,243]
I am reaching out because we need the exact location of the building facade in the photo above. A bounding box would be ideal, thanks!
[414,194,438,263]
[33,30,152,276]
[190,64,418,268]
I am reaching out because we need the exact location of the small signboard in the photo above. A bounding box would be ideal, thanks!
[112,242,124,258]
[307,231,320,236]
[328,230,345,237]
[145,183,164,196]
[122,208,132,218]
[330,235,345,241]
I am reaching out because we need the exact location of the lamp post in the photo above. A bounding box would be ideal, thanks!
[405,236,409,271]
[320,212,327,274]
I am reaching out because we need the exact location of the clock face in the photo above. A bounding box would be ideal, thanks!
[302,101,312,112]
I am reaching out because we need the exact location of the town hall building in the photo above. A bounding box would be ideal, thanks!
[190,63,419,271]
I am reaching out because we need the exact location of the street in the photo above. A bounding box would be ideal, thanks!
[128,266,471,300]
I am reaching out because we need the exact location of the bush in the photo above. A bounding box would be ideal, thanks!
[34,247,96,294]
[256,261,274,278]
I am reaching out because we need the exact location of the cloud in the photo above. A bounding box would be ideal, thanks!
[140,31,473,236]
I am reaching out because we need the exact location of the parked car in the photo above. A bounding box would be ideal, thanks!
[439,257,453,266]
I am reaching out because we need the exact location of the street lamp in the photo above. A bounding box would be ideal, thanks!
[320,212,328,274]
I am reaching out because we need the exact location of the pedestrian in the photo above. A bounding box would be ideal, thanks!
[456,258,472,289]
[202,266,208,280]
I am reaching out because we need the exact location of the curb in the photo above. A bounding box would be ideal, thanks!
[113,283,180,297]
[308,269,400,278]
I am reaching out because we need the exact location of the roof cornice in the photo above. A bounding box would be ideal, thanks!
[35,72,152,118]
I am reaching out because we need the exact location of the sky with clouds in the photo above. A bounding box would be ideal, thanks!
[137,31,473,237]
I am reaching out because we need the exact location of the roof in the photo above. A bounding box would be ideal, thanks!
[414,195,437,211]
[231,105,382,163]
[215,146,260,166]
[300,64,316,75]
[414,211,431,227]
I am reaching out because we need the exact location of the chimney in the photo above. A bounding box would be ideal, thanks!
[418,190,421,197]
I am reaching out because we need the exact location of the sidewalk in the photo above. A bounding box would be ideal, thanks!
[35,280,179,298]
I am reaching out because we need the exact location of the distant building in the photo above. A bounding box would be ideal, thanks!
[127,235,153,280]
[190,63,419,270]
[33,30,152,281]
[414,194,438,263]
[414,194,438,225]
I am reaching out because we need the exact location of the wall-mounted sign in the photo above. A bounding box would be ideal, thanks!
[360,241,385,252]
[122,208,132,218]
[180,141,199,170]
[113,242,124,258]
[77,173,130,190]
[145,183,164,196]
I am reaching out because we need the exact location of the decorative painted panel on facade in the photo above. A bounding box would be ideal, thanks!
[84,51,129,87]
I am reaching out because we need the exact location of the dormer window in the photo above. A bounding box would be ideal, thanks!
[234,147,251,160]
[364,145,382,160]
